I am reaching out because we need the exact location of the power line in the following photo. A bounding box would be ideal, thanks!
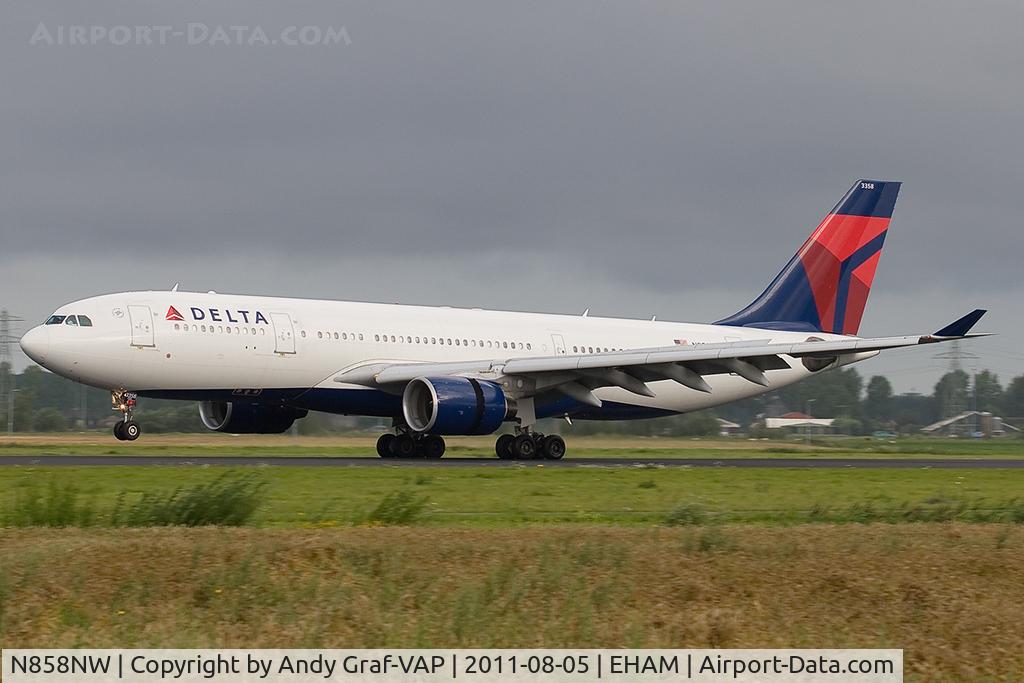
[932,340,982,434]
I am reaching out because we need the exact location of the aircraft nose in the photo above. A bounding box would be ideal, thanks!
[20,325,50,365]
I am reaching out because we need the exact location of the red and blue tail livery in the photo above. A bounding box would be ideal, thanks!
[716,179,901,334]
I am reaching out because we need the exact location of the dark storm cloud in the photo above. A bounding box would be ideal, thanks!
[2,1,1022,387]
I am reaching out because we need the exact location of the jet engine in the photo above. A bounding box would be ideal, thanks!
[198,401,308,434]
[402,377,515,435]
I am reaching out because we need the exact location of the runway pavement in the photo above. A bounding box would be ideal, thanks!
[2,455,1024,468]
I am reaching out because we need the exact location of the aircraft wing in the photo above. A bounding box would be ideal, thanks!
[333,310,989,405]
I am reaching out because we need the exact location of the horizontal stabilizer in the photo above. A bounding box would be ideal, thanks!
[932,309,987,338]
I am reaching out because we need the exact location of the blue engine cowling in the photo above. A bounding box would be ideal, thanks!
[402,376,512,435]
[198,401,308,434]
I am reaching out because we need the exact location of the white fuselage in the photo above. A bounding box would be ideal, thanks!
[21,291,866,421]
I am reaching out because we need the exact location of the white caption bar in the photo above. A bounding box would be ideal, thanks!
[2,649,902,683]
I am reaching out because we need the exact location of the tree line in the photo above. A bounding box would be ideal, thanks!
[2,362,1022,436]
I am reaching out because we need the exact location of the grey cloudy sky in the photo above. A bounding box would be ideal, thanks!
[2,1,1022,392]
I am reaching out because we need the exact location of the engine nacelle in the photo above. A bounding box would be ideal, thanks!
[402,376,514,435]
[198,401,308,434]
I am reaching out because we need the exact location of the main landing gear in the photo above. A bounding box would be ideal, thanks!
[376,431,446,459]
[495,429,566,460]
[111,389,140,441]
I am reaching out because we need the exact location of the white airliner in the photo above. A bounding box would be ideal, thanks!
[20,180,987,459]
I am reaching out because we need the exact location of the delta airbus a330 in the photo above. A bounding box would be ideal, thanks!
[20,180,987,459]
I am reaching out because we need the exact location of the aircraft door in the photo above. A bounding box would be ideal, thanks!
[128,305,155,347]
[270,313,296,354]
[551,334,567,355]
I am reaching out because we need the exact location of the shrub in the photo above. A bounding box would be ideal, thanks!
[366,490,429,525]
[664,503,708,526]
[6,479,95,527]
[115,472,265,527]
[32,408,67,432]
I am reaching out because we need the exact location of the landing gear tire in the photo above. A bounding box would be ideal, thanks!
[122,421,140,441]
[422,435,446,459]
[114,420,139,441]
[512,434,538,459]
[541,434,566,460]
[376,433,396,458]
[391,434,417,458]
[495,434,515,459]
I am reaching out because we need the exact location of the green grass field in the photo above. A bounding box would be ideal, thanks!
[2,433,1023,458]
[4,464,1024,526]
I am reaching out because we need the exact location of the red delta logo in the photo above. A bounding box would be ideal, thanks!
[165,306,185,321]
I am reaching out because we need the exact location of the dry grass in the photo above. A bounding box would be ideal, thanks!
[2,525,1023,680]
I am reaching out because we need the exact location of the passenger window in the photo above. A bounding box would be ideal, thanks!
[502,342,508,349]
[375,334,380,342]
[77,315,93,327]
[201,325,207,332]
[527,343,532,350]
[45,315,66,325]
[65,316,78,326]
[174,323,180,331]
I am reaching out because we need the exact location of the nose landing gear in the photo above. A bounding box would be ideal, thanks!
[111,389,140,441]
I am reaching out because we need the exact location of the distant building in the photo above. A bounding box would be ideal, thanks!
[717,418,741,436]
[763,412,835,434]
[921,411,1021,438]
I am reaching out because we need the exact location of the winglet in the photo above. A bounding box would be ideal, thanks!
[932,309,987,337]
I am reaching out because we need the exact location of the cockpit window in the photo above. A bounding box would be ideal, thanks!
[77,315,93,327]
[65,316,79,326]
[45,315,66,325]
